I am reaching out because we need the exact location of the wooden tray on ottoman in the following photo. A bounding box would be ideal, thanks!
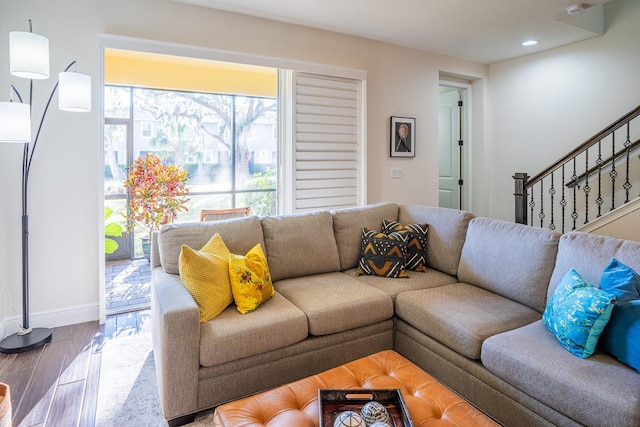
[319,388,414,427]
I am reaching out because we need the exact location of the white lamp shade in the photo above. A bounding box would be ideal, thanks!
[0,102,31,143]
[58,72,91,112]
[9,31,50,80]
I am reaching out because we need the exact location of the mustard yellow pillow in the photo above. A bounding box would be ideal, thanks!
[179,234,233,322]
[228,243,274,314]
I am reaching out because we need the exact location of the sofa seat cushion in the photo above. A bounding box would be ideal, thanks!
[344,268,457,301]
[199,292,308,367]
[395,283,540,359]
[482,320,640,427]
[274,272,394,336]
[261,211,340,282]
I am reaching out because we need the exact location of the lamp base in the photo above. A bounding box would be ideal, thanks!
[0,327,52,354]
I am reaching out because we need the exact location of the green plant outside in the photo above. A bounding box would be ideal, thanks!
[104,207,124,254]
[243,168,277,216]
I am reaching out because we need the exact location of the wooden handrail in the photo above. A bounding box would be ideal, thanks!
[524,105,640,189]
[566,138,640,188]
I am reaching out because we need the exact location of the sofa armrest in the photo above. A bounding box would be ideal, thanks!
[151,267,200,421]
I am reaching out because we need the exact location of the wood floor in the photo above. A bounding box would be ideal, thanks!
[0,309,151,427]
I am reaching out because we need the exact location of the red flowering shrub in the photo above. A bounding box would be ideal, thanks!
[123,153,189,239]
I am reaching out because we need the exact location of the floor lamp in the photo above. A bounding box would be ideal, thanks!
[0,21,91,354]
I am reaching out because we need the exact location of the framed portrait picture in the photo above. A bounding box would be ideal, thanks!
[390,116,415,158]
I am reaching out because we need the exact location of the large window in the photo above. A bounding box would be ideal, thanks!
[104,85,277,257]
[103,48,366,262]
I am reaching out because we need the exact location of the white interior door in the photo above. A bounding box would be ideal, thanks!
[438,88,462,209]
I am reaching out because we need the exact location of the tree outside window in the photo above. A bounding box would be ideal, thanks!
[104,86,277,226]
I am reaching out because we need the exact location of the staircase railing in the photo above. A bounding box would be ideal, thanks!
[514,105,640,232]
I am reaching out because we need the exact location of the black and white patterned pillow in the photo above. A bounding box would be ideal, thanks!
[382,220,428,272]
[356,228,409,278]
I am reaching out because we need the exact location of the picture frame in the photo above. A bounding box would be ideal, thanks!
[390,116,415,158]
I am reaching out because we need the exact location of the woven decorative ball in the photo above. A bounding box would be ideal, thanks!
[360,401,392,425]
[369,422,392,427]
[333,410,367,427]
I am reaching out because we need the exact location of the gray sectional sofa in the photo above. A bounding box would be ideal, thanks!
[150,202,640,426]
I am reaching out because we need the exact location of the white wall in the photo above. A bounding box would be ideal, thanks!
[0,0,487,331]
[487,0,640,221]
[581,197,640,241]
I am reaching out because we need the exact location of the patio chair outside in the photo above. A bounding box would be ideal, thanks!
[200,207,251,222]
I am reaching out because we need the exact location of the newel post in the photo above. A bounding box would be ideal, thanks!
[513,172,529,224]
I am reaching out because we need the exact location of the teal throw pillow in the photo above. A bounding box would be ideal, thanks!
[542,269,615,358]
[599,259,640,372]
[599,258,640,303]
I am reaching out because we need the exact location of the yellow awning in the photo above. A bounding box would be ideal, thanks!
[104,48,276,97]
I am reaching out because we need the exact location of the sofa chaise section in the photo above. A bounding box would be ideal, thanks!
[481,231,640,427]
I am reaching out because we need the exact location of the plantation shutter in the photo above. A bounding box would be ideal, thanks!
[292,72,364,212]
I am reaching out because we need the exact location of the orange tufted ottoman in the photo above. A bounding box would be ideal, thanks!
[212,350,498,426]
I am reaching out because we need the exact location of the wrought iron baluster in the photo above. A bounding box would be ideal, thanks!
[584,148,590,224]
[623,122,632,202]
[596,140,603,217]
[549,172,555,230]
[529,185,535,227]
[560,164,567,233]
[539,179,545,227]
[610,132,617,211]
[571,157,578,230]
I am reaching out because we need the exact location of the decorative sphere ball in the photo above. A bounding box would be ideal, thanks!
[369,423,392,427]
[360,401,392,425]
[333,410,366,427]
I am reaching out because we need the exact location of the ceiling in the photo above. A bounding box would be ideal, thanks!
[173,0,612,64]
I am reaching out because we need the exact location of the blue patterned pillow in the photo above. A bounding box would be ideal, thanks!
[542,269,616,358]
[599,259,640,372]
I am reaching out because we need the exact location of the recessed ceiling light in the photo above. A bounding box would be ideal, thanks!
[522,40,539,46]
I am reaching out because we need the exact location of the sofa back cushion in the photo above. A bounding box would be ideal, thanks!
[158,216,265,275]
[458,217,560,312]
[331,203,399,271]
[398,205,474,276]
[261,210,340,282]
[548,231,640,298]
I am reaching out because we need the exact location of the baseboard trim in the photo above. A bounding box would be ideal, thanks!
[578,196,640,233]
[1,303,100,338]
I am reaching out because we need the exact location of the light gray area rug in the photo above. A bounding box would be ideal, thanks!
[96,333,215,426]
[96,333,167,426]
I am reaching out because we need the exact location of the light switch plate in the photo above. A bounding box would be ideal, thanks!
[391,168,403,179]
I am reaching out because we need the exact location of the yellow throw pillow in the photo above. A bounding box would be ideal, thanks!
[179,234,233,323]
[228,243,274,314]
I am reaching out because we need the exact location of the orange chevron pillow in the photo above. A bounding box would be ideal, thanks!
[382,220,429,272]
[356,228,409,278]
